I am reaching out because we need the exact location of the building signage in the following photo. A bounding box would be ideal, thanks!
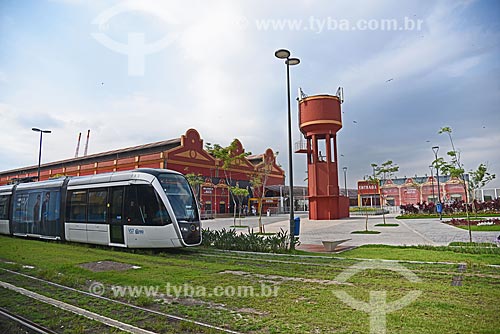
[202,186,213,195]
[446,184,464,193]
[382,188,399,195]
[357,181,379,195]
[402,187,419,203]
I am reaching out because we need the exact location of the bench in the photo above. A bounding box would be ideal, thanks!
[322,239,351,252]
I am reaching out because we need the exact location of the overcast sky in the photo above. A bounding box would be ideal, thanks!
[1,0,499,189]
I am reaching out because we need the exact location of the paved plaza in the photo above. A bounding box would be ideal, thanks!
[201,213,499,249]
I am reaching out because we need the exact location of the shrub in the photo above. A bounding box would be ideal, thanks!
[399,199,500,215]
[447,218,499,226]
[201,228,294,253]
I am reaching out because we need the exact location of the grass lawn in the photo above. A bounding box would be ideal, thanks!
[340,245,500,266]
[351,230,381,234]
[397,213,500,219]
[0,236,499,333]
[374,223,399,227]
[454,224,500,231]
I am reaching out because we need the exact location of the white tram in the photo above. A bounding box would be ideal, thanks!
[0,169,201,248]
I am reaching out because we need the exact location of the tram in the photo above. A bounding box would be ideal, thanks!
[0,169,201,248]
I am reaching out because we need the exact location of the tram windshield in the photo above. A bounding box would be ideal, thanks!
[158,174,199,222]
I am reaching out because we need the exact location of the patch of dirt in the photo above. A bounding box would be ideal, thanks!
[236,307,269,316]
[79,260,141,272]
[221,270,354,286]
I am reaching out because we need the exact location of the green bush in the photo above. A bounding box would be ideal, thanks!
[201,228,293,253]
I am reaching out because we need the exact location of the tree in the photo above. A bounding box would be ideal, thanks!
[468,163,496,216]
[436,126,496,243]
[205,140,251,224]
[231,185,250,226]
[249,151,277,234]
[370,160,399,225]
[185,172,203,201]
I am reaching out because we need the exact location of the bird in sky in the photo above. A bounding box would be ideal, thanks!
[386,78,394,82]
[353,120,358,124]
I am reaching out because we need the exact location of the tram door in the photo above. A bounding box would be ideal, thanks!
[109,187,125,244]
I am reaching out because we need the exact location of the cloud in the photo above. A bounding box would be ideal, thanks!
[1,0,499,189]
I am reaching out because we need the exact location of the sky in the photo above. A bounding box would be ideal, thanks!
[1,0,499,189]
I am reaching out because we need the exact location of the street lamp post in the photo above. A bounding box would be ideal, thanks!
[429,165,436,204]
[432,146,442,220]
[343,166,348,196]
[275,48,300,248]
[32,128,51,181]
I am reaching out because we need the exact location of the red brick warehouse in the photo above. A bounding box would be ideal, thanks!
[0,129,285,216]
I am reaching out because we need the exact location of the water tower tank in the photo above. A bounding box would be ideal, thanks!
[296,93,349,220]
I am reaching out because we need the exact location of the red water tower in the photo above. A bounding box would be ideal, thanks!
[296,93,349,220]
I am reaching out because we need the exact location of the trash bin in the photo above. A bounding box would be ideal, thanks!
[436,203,443,214]
[293,217,300,236]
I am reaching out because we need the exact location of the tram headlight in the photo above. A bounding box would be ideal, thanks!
[180,226,189,232]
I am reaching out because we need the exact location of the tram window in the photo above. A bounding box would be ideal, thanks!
[12,189,60,236]
[88,189,107,223]
[124,185,171,225]
[124,186,139,224]
[68,190,87,221]
[0,195,9,220]
[158,174,199,222]
[110,187,124,224]
[40,191,60,237]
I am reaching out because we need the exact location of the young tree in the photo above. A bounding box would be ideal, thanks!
[230,185,250,226]
[205,140,251,225]
[185,172,203,201]
[370,160,399,225]
[249,151,276,234]
[436,126,496,243]
[468,163,496,217]
[362,195,371,232]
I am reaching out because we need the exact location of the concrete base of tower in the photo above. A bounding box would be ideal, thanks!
[308,195,350,220]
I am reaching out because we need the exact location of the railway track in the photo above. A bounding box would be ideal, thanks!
[0,268,240,334]
[0,306,58,334]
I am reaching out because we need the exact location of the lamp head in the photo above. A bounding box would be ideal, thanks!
[432,146,439,155]
[275,49,290,59]
[286,58,300,66]
[32,128,51,134]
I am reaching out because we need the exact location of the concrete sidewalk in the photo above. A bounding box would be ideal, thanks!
[202,213,499,249]
[265,214,499,247]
